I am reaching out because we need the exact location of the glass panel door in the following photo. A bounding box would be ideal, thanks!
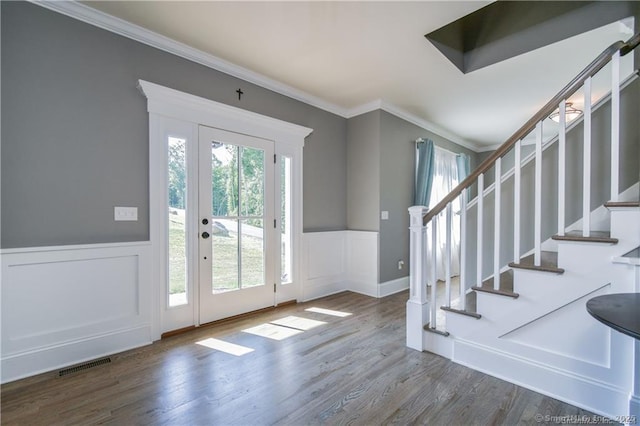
[198,125,275,324]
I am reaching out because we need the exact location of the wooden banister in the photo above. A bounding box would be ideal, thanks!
[424,34,638,225]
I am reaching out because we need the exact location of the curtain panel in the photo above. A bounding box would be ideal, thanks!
[414,138,435,206]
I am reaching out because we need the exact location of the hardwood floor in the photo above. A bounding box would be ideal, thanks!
[1,290,597,425]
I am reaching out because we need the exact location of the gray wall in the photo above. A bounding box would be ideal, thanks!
[1,2,347,248]
[346,111,381,232]
[348,110,478,284]
[379,111,479,284]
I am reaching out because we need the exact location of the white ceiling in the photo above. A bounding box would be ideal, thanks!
[81,1,635,150]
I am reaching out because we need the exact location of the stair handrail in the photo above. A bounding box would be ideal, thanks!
[424,33,639,226]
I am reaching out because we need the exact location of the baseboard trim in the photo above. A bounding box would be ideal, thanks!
[1,325,152,384]
[379,276,409,297]
[301,281,348,302]
[347,280,378,298]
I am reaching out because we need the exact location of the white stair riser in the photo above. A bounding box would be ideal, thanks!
[512,270,565,298]
[558,240,637,271]
[475,291,520,315]
[608,208,640,240]
[514,265,636,299]
[444,311,481,336]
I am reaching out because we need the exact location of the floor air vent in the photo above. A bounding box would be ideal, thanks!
[58,357,111,377]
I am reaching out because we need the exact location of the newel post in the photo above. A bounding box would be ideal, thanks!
[407,206,429,351]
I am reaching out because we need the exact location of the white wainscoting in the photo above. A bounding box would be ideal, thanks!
[1,242,152,383]
[302,230,407,300]
[345,231,379,297]
[302,231,348,301]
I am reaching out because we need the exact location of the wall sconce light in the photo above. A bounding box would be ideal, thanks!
[549,102,582,123]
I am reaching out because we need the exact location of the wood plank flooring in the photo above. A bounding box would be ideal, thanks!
[1,290,598,425]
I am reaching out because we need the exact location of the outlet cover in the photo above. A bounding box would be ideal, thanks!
[381,211,389,220]
[114,206,138,221]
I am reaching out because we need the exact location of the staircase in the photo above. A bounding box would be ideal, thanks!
[407,34,640,420]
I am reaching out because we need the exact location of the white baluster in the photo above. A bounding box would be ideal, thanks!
[494,157,502,290]
[611,51,620,202]
[558,101,566,236]
[459,193,467,311]
[514,140,521,260]
[431,217,438,328]
[477,174,484,286]
[534,121,542,265]
[445,203,452,307]
[583,77,592,237]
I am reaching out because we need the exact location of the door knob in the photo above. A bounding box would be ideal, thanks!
[201,231,210,239]
[202,218,209,225]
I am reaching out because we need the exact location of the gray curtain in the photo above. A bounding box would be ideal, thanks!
[414,138,435,206]
[456,153,470,201]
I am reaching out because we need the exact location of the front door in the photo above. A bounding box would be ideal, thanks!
[198,125,276,323]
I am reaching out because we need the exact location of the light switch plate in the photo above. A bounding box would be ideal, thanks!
[114,206,138,221]
[381,211,389,220]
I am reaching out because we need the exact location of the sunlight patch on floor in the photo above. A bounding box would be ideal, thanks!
[271,316,326,331]
[242,323,303,340]
[305,307,352,317]
[195,338,254,356]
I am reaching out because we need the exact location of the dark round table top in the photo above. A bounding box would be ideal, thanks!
[586,293,640,340]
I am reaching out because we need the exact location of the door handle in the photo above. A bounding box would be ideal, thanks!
[201,231,210,239]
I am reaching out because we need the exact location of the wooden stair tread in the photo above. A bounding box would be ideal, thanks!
[472,270,519,298]
[423,323,450,337]
[604,201,639,208]
[441,292,481,319]
[441,306,482,319]
[552,230,618,244]
[509,251,564,274]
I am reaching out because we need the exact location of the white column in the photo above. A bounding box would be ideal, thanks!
[407,206,429,351]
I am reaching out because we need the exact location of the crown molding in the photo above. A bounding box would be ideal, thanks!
[346,100,482,152]
[31,0,482,152]
[479,143,502,152]
[344,100,384,119]
[30,0,349,118]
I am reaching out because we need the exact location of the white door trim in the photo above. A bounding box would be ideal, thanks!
[139,80,312,339]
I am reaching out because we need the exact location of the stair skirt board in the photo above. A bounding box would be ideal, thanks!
[452,339,633,420]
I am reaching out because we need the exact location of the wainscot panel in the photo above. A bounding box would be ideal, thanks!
[302,231,383,300]
[1,242,152,383]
